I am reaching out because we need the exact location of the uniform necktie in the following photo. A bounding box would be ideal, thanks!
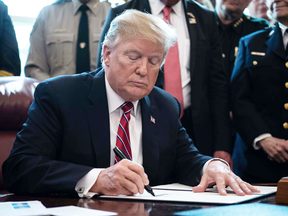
[163,6,184,118]
[76,4,90,74]
[115,102,133,163]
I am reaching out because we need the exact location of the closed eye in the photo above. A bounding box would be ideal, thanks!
[125,50,142,61]
[128,55,140,60]
[149,57,161,66]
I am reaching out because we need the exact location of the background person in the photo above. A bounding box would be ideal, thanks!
[231,0,288,183]
[24,0,110,81]
[214,0,270,162]
[0,0,20,76]
[248,0,274,24]
[215,0,270,80]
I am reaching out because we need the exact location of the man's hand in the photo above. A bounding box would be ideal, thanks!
[213,151,233,170]
[192,161,260,196]
[90,159,149,196]
[258,137,288,163]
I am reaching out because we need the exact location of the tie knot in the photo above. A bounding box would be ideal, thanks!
[121,102,133,113]
[79,4,89,12]
[163,6,172,22]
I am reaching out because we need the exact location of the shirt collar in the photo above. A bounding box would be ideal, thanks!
[73,0,100,16]
[104,73,139,117]
[148,0,182,18]
[279,22,288,38]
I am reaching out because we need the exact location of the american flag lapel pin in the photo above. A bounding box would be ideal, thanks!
[187,12,196,24]
[150,116,156,124]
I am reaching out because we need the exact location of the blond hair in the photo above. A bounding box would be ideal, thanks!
[101,9,177,67]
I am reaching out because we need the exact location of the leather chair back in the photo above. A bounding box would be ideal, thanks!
[0,77,39,190]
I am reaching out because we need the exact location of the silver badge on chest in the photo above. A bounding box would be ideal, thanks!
[80,42,86,49]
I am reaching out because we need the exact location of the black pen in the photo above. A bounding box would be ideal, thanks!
[113,146,155,196]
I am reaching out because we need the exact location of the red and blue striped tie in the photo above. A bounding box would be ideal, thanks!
[115,102,133,163]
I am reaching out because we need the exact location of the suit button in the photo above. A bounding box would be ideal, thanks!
[286,62,288,68]
[286,82,288,88]
[253,61,257,66]
[284,122,288,129]
[285,103,288,110]
[222,53,225,58]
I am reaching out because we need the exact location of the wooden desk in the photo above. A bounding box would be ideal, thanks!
[0,189,287,216]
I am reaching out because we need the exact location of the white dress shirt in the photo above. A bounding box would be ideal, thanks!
[149,0,191,109]
[75,74,143,198]
[279,23,288,50]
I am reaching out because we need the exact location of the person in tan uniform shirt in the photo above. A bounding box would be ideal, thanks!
[25,0,110,81]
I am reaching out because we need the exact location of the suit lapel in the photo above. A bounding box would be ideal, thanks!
[265,23,285,60]
[86,70,110,168]
[182,0,197,79]
[141,95,159,184]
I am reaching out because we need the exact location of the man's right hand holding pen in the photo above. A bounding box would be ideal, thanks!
[90,159,150,196]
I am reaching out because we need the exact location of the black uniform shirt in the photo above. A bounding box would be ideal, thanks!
[215,11,270,80]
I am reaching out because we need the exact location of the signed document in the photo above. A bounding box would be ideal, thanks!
[100,183,277,204]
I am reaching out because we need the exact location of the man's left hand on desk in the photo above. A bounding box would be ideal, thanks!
[192,160,260,196]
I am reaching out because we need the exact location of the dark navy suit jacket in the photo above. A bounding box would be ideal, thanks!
[3,70,211,196]
[231,23,288,183]
[96,0,231,156]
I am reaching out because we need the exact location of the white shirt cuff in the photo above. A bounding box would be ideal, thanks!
[201,158,230,176]
[75,168,104,198]
[253,133,272,150]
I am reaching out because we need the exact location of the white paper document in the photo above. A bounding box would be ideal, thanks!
[0,200,49,216]
[47,206,117,216]
[100,183,277,204]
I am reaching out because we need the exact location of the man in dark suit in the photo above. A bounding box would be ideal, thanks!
[0,0,20,76]
[3,9,258,197]
[96,0,232,168]
[230,0,288,183]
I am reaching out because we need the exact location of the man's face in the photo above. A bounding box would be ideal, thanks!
[217,0,252,15]
[103,38,164,102]
[248,0,269,19]
[160,0,180,6]
[271,0,288,22]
